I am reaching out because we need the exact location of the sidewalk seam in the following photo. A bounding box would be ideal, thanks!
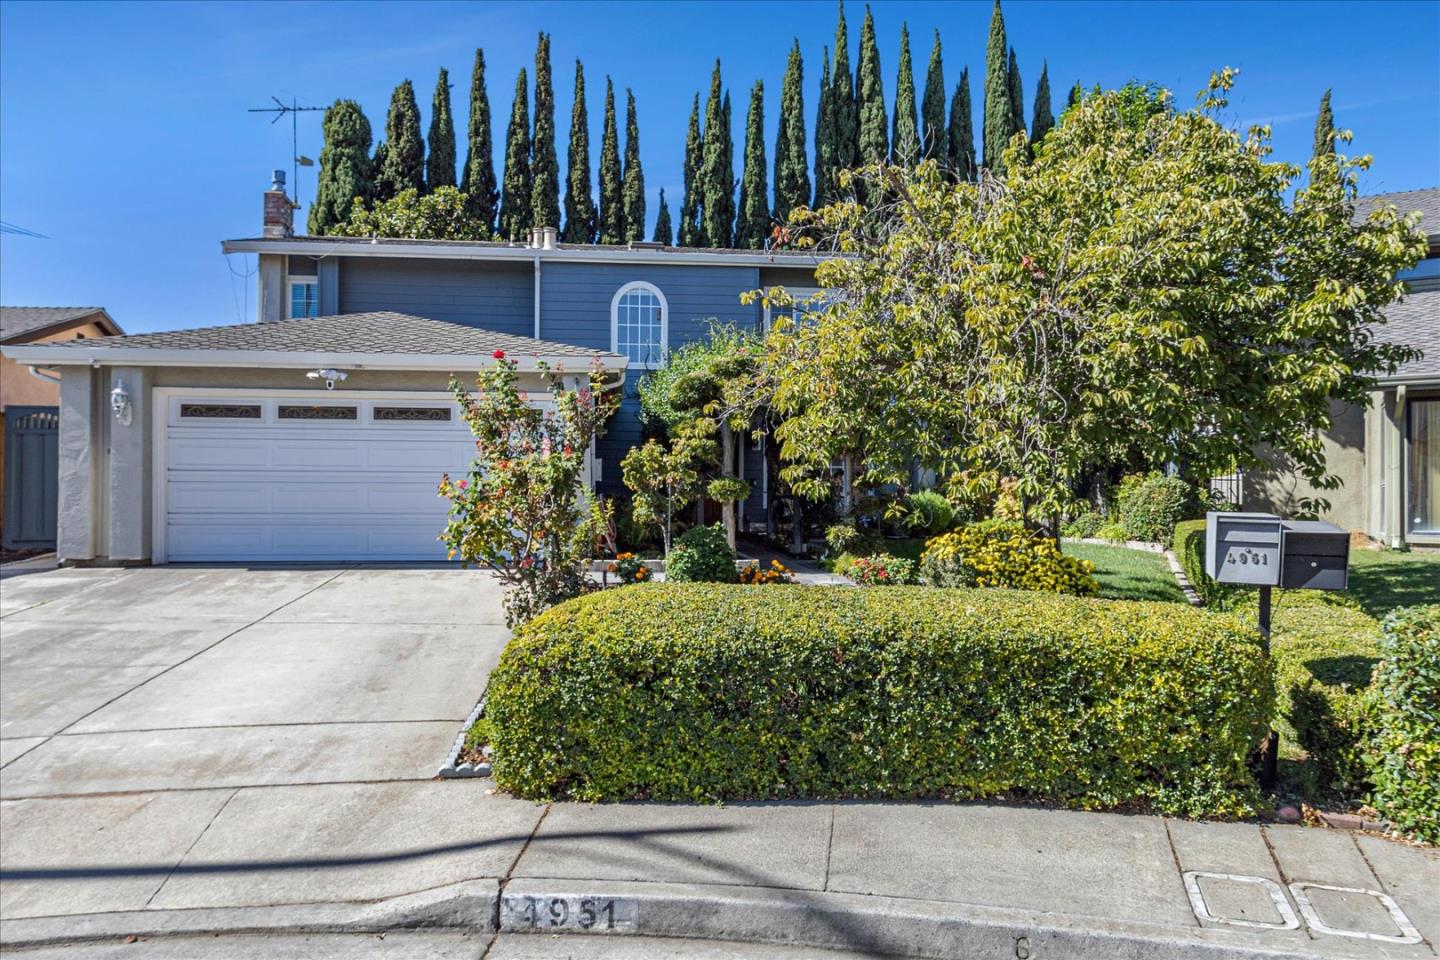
[143,787,240,907]
[1259,826,1316,942]
[480,803,551,955]
[1162,819,1200,928]
[822,803,835,892]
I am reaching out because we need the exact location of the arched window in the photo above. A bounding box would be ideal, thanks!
[611,281,668,369]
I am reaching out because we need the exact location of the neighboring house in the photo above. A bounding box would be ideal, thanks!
[0,306,122,550]
[0,176,822,564]
[1244,187,1440,548]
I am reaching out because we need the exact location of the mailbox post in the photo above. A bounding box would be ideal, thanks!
[1203,512,1351,788]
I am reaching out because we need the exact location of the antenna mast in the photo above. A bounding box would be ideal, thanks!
[248,96,324,210]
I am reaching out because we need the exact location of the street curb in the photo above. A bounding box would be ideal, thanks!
[1164,549,1205,606]
[2,878,1374,959]
[437,692,490,779]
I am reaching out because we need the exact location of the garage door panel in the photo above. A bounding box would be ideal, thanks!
[167,438,275,469]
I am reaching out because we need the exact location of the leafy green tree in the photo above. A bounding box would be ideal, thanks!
[622,89,646,242]
[679,95,703,245]
[769,72,1427,527]
[736,81,769,249]
[831,2,859,179]
[308,99,373,235]
[920,30,946,162]
[856,6,887,170]
[1007,48,1025,143]
[461,49,499,234]
[1313,88,1336,159]
[891,23,919,165]
[426,68,457,191]
[563,60,597,243]
[947,68,976,181]
[813,47,836,207]
[982,0,1014,173]
[1030,60,1054,145]
[375,80,425,200]
[621,433,712,556]
[530,32,561,229]
[653,187,673,244]
[337,186,488,240]
[498,68,532,240]
[700,60,734,247]
[773,39,809,225]
[596,78,623,244]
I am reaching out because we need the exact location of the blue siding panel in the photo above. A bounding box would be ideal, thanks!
[338,257,534,336]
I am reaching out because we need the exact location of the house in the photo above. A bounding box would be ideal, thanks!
[1,306,123,551]
[1244,187,1440,548]
[0,175,822,564]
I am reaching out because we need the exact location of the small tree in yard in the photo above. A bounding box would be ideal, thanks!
[768,70,1426,530]
[620,427,713,555]
[440,352,620,627]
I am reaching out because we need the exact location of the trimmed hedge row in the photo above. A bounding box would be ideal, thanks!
[487,584,1272,816]
[1369,605,1439,844]
[1174,519,1242,609]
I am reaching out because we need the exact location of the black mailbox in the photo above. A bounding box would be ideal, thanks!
[1280,519,1349,591]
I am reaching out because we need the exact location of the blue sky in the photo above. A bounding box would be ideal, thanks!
[2,0,1437,334]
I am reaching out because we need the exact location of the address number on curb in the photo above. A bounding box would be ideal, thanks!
[500,894,639,934]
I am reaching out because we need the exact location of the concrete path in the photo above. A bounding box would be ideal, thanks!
[2,566,1437,959]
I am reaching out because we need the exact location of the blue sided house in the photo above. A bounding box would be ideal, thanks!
[0,176,826,564]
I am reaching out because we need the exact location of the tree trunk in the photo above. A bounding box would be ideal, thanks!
[721,423,737,550]
[840,454,854,515]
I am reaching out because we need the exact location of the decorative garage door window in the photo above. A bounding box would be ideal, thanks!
[373,406,452,422]
[179,403,262,419]
[278,405,358,420]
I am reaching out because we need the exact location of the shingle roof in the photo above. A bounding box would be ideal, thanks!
[1373,288,1440,380]
[1356,188,1440,238]
[0,306,119,343]
[31,312,620,359]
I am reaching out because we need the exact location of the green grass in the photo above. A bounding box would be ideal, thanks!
[1061,542,1188,603]
[1343,549,1440,620]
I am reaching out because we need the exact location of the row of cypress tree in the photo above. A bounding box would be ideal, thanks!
[309,2,1059,245]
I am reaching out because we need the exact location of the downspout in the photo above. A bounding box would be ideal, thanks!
[27,366,61,385]
[533,254,542,340]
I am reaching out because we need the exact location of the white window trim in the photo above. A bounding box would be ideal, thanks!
[287,277,320,318]
[610,280,668,370]
[762,286,824,333]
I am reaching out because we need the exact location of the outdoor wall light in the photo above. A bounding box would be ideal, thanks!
[306,368,349,390]
[109,379,133,426]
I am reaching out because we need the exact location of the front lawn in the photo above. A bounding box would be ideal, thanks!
[1344,549,1440,619]
[1061,542,1187,604]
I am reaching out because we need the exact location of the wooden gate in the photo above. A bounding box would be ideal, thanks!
[2,406,59,550]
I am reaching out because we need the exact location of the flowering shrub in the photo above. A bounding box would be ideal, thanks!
[739,559,796,584]
[439,352,620,626]
[920,521,1099,596]
[608,552,649,585]
[850,554,917,586]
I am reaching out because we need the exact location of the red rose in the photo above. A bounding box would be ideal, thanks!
[492,349,506,360]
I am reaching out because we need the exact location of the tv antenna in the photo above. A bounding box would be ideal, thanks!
[248,96,324,209]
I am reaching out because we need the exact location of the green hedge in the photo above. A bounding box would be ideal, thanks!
[1368,605,1439,844]
[1173,519,1242,609]
[487,584,1271,816]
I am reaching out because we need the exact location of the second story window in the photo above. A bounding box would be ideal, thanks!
[611,281,667,368]
[288,279,319,318]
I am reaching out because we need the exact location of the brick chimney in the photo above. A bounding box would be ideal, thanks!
[263,170,293,238]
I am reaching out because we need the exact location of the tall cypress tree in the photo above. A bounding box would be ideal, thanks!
[699,60,734,247]
[309,99,373,235]
[1007,48,1025,142]
[813,47,835,207]
[375,79,425,200]
[621,89,645,243]
[773,39,809,224]
[736,81,769,249]
[461,49,498,234]
[947,67,976,182]
[653,188,673,245]
[426,68,456,191]
[1066,81,1083,110]
[678,94,703,246]
[597,78,624,244]
[856,5,887,170]
[530,32,561,229]
[920,30,946,162]
[891,22,919,165]
[982,0,1014,174]
[831,2,859,177]
[1030,60,1054,146]
[1313,89,1336,159]
[562,60,596,243]
[498,69,532,240]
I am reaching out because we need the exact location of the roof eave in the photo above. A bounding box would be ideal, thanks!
[0,308,123,345]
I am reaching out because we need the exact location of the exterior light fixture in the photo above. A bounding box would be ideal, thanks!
[109,379,133,426]
[306,369,349,390]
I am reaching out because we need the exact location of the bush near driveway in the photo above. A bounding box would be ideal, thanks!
[1368,605,1439,844]
[486,584,1271,816]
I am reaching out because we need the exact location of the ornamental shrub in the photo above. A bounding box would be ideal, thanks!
[665,524,738,583]
[1094,522,1129,543]
[826,521,864,556]
[1116,472,1199,546]
[1174,519,1243,609]
[850,554,918,586]
[1367,605,1439,844]
[919,521,1099,597]
[608,552,649,585]
[1062,506,1104,540]
[904,489,956,536]
[487,584,1272,815]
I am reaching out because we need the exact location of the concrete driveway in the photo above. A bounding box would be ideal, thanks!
[0,564,507,796]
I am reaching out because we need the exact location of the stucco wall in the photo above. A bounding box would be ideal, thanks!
[1,319,115,409]
[1243,398,1369,531]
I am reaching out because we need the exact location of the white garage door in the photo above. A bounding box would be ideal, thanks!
[158,392,479,562]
